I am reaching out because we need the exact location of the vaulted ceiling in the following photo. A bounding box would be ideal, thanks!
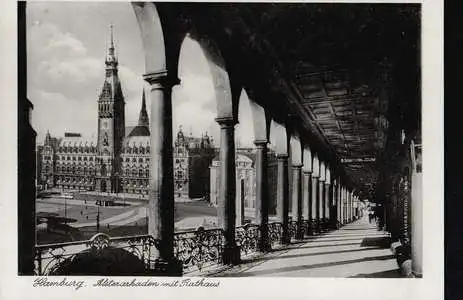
[162,3,421,199]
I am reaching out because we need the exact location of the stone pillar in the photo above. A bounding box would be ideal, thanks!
[324,181,331,228]
[255,140,271,252]
[318,178,325,231]
[302,171,312,235]
[292,164,304,239]
[236,176,245,227]
[277,154,290,244]
[350,191,354,222]
[411,142,422,277]
[216,117,240,264]
[18,1,36,275]
[336,182,342,227]
[311,175,319,234]
[341,186,346,224]
[144,71,182,275]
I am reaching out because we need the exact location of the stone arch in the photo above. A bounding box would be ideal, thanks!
[320,161,326,182]
[269,119,288,156]
[193,37,236,120]
[303,146,313,173]
[290,134,302,166]
[312,154,320,177]
[131,3,167,74]
[247,90,271,143]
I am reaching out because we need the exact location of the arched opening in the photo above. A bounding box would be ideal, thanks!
[235,89,256,224]
[170,33,229,230]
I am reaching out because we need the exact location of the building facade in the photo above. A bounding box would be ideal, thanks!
[38,29,215,199]
[209,148,278,221]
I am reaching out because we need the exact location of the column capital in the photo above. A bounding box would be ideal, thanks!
[143,70,180,89]
[276,153,289,160]
[303,170,312,176]
[215,117,237,128]
[253,139,268,148]
[292,164,303,169]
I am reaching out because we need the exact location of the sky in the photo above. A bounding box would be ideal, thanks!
[27,2,255,147]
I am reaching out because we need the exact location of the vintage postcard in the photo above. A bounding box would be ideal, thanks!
[1,0,443,299]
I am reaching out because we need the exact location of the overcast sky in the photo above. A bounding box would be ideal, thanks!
[27,2,255,147]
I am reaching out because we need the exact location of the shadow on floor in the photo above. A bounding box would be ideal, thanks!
[360,236,391,248]
[216,254,396,277]
[241,247,388,264]
[349,269,402,278]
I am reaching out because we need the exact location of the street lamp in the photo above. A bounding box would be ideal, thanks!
[96,205,100,232]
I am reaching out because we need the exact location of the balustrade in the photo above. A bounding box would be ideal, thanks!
[173,227,223,272]
[35,218,327,275]
[236,224,260,256]
[34,233,159,275]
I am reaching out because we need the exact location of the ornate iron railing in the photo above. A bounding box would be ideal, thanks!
[268,222,283,245]
[289,220,298,239]
[34,233,159,275]
[173,227,224,272]
[236,223,260,256]
[302,219,310,236]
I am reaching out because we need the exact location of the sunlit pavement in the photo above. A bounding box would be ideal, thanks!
[213,216,401,278]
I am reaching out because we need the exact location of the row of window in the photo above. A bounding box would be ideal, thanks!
[57,147,97,154]
[121,157,149,163]
[52,156,151,163]
[121,147,150,154]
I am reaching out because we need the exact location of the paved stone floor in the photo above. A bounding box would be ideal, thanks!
[213,216,402,278]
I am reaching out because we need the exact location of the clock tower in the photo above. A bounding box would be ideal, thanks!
[96,25,125,193]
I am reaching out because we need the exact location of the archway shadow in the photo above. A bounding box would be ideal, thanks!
[349,269,402,278]
[216,254,396,277]
[242,247,388,264]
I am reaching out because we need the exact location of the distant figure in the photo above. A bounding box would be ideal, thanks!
[368,211,374,223]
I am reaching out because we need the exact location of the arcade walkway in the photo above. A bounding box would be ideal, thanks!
[213,216,401,278]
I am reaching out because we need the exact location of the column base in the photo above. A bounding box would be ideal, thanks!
[258,240,272,253]
[222,246,241,265]
[280,234,291,245]
[150,257,183,276]
[296,220,305,240]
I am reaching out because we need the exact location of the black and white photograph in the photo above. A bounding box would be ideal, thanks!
[4,0,443,298]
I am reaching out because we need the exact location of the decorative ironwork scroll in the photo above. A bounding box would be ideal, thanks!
[289,220,298,239]
[236,223,260,256]
[173,227,224,272]
[34,233,159,275]
[268,222,283,245]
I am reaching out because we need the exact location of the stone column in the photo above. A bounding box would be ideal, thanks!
[340,186,346,225]
[411,142,422,277]
[292,164,304,239]
[311,175,319,234]
[277,154,290,244]
[255,140,271,252]
[144,71,182,275]
[336,182,342,227]
[324,181,331,229]
[216,117,240,264]
[302,171,312,235]
[347,190,351,223]
[318,178,325,231]
[18,1,36,275]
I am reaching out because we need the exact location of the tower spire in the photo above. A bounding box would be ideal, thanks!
[110,23,114,50]
[138,89,149,127]
[106,24,117,67]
